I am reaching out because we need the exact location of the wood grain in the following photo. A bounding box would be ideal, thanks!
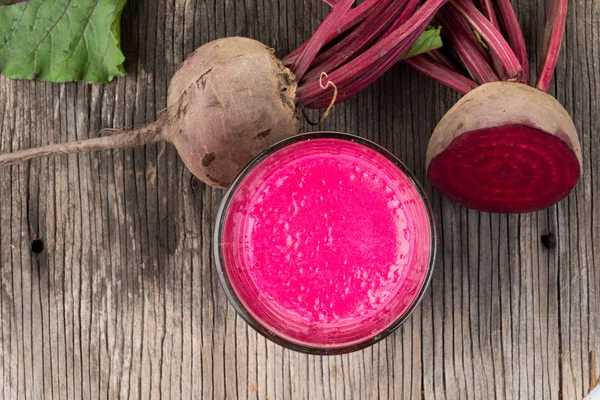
[0,0,598,398]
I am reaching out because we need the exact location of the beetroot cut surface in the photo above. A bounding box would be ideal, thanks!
[427,125,581,213]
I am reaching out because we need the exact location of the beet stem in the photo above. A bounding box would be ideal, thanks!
[284,0,381,66]
[301,0,408,84]
[475,0,506,79]
[305,28,423,108]
[476,0,500,28]
[449,0,522,79]
[286,0,355,80]
[380,0,421,37]
[0,118,167,169]
[405,55,478,94]
[438,5,500,84]
[495,0,529,84]
[297,0,448,106]
[536,0,568,92]
[426,49,461,72]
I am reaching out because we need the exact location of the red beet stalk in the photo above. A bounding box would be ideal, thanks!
[403,0,528,92]
[405,55,478,94]
[449,0,522,79]
[381,0,422,36]
[536,0,568,92]
[495,0,529,83]
[295,0,449,107]
[407,0,566,95]
[476,0,499,28]
[283,0,381,66]
[289,0,356,81]
[308,0,428,106]
[301,0,408,84]
[305,30,425,108]
[426,49,461,71]
[473,0,505,78]
[437,5,499,84]
[303,0,422,84]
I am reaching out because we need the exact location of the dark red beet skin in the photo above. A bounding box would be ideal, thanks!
[427,125,581,213]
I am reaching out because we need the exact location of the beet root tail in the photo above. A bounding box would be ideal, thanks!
[0,118,168,169]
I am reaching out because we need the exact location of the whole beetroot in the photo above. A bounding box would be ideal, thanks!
[165,38,299,188]
[0,38,299,189]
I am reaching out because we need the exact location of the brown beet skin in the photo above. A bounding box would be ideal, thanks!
[166,37,300,188]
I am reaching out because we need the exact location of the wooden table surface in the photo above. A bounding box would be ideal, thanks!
[0,0,598,399]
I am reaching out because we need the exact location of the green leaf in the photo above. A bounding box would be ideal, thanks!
[403,26,443,59]
[0,0,127,83]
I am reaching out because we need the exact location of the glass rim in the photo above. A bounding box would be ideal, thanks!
[214,131,437,355]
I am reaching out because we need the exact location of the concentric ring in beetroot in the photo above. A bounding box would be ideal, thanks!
[427,125,581,213]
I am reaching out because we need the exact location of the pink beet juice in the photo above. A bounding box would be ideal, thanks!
[216,133,435,354]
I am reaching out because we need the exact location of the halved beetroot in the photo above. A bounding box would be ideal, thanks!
[426,82,582,213]
[409,0,580,213]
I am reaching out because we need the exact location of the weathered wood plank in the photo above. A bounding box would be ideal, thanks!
[0,0,598,399]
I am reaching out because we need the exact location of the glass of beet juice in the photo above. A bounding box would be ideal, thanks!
[215,132,436,355]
